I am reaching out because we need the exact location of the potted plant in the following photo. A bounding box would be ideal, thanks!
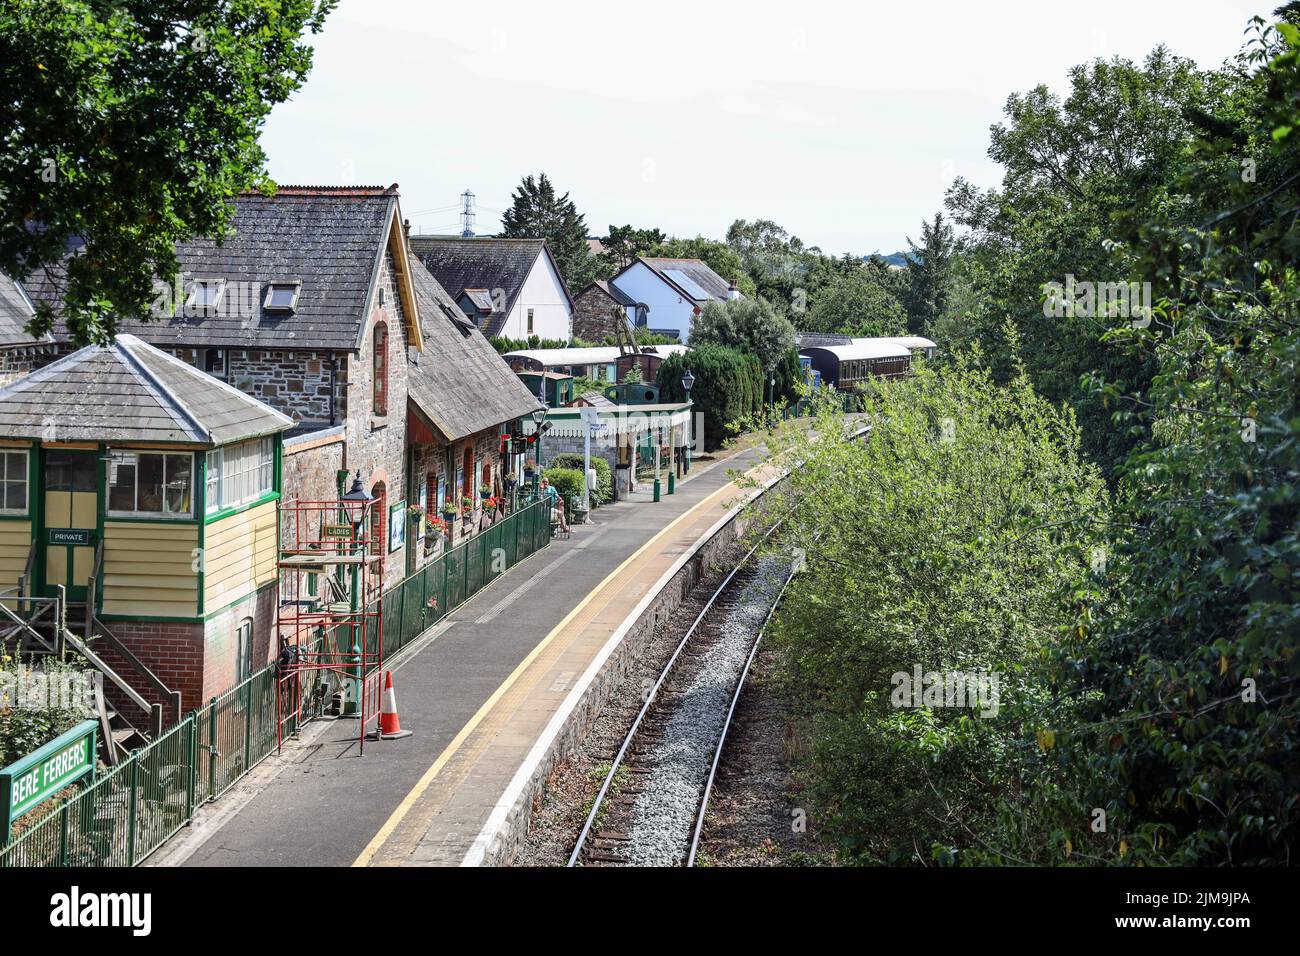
[523,458,536,479]
[479,483,493,500]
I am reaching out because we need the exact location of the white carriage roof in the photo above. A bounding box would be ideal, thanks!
[803,339,911,361]
[878,336,936,350]
[505,345,689,367]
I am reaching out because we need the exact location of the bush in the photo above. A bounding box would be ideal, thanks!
[765,354,1107,862]
[0,657,96,769]
[541,467,584,509]
[549,453,612,504]
[657,343,762,450]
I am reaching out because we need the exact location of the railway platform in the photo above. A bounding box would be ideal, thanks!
[147,443,779,867]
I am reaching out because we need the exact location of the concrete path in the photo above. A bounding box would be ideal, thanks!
[150,446,768,867]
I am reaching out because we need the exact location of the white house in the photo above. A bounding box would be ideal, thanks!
[409,237,574,341]
[608,257,739,342]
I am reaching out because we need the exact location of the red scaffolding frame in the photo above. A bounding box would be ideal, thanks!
[275,495,385,755]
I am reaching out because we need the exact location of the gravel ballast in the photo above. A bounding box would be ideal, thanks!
[623,555,790,866]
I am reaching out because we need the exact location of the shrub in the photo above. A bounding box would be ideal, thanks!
[541,467,584,508]
[549,453,612,503]
[657,343,762,450]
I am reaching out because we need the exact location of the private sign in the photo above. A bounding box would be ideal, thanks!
[1,720,97,840]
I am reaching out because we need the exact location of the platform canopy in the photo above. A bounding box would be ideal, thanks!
[0,334,293,445]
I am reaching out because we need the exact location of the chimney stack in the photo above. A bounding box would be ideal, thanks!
[727,278,741,301]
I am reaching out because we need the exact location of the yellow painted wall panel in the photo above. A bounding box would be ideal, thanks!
[204,501,278,611]
[0,521,31,589]
[102,523,199,617]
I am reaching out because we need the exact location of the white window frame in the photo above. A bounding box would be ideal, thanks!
[0,449,29,515]
[205,436,275,515]
[263,281,301,313]
[186,278,226,312]
[107,451,194,519]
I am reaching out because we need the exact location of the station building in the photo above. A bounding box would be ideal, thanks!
[0,335,293,716]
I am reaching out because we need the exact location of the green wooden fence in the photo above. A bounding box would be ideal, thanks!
[0,497,552,867]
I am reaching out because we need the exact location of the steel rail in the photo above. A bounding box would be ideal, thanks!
[566,518,784,867]
[685,556,799,866]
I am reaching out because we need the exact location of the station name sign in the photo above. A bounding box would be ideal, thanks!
[1,720,98,840]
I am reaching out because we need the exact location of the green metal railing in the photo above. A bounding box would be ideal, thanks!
[0,497,552,867]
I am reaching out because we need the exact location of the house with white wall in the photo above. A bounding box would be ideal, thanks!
[608,257,739,342]
[409,237,573,341]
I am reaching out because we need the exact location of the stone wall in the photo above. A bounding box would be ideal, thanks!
[344,253,411,589]
[281,427,346,506]
[0,346,55,387]
[168,346,340,426]
[571,285,620,342]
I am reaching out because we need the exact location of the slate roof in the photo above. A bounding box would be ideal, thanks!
[572,390,615,408]
[587,279,637,307]
[0,274,47,348]
[22,186,414,352]
[796,331,852,348]
[631,257,735,303]
[0,334,293,445]
[408,237,573,338]
[404,256,539,443]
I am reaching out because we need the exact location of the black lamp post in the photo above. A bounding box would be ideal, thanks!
[531,401,547,494]
[681,369,695,476]
[339,471,372,717]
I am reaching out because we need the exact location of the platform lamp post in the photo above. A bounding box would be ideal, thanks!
[682,368,695,477]
[340,472,373,718]
[531,399,547,499]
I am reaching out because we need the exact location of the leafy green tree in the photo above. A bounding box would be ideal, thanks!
[802,263,908,336]
[946,46,1213,474]
[500,172,599,291]
[0,0,336,344]
[994,13,1300,866]
[688,297,795,378]
[657,344,761,449]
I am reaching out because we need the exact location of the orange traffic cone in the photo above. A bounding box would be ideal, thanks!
[374,670,412,740]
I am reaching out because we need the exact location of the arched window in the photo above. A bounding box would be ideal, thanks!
[372,321,389,416]
[370,481,387,557]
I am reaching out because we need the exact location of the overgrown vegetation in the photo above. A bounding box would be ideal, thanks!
[762,10,1300,866]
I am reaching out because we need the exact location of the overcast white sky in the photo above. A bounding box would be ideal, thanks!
[261,0,1270,257]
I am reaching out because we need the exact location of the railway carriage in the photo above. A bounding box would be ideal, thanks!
[799,340,912,391]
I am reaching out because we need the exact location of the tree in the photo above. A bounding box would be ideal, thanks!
[803,263,909,336]
[0,0,336,344]
[657,345,761,449]
[945,46,1212,474]
[599,224,664,273]
[688,297,795,376]
[903,212,955,334]
[1012,14,1300,866]
[500,172,599,291]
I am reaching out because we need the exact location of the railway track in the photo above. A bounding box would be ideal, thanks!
[567,524,797,867]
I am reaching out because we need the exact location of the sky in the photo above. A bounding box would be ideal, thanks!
[261,0,1271,258]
